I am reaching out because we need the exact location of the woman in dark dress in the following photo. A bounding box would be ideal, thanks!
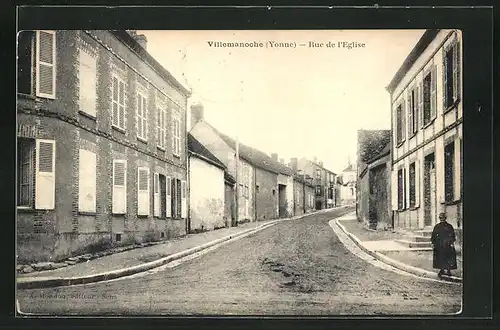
[431,212,458,277]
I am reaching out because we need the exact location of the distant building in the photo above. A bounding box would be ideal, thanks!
[292,173,316,216]
[356,129,392,229]
[339,162,356,205]
[16,30,191,263]
[387,29,462,232]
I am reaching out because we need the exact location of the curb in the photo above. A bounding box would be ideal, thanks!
[18,206,352,290]
[334,216,462,284]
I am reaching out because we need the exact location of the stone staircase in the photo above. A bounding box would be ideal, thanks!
[395,228,433,249]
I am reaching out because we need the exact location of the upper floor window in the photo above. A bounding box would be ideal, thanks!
[17,30,56,99]
[172,108,181,157]
[408,87,419,137]
[444,40,461,110]
[111,75,126,130]
[136,91,148,141]
[422,65,437,126]
[157,105,166,149]
[396,103,405,145]
[78,47,97,117]
[316,169,321,179]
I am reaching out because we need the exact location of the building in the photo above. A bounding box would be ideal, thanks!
[386,29,462,234]
[16,30,191,263]
[339,161,357,205]
[356,129,392,229]
[291,157,337,210]
[188,133,235,232]
[292,173,316,216]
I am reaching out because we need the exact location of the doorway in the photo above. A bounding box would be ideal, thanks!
[278,184,287,218]
[424,153,437,227]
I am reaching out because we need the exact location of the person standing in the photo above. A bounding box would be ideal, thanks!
[431,212,458,277]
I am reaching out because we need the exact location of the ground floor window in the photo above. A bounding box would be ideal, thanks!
[444,141,455,202]
[17,138,35,207]
[409,162,416,207]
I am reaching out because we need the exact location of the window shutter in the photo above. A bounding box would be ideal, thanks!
[418,82,424,129]
[391,169,398,211]
[454,137,462,201]
[415,160,421,207]
[166,176,172,217]
[407,91,413,136]
[78,49,97,117]
[136,94,142,138]
[431,65,437,119]
[443,49,448,110]
[119,81,125,129]
[181,180,187,218]
[153,173,160,216]
[112,160,127,214]
[78,149,97,212]
[35,139,56,209]
[404,167,408,209]
[35,30,56,99]
[137,167,150,215]
[454,41,461,102]
[401,101,406,142]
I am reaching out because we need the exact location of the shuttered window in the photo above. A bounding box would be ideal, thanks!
[181,180,187,219]
[112,160,127,214]
[157,105,166,149]
[78,48,97,117]
[35,30,56,99]
[137,93,148,140]
[444,142,455,203]
[423,70,432,125]
[78,149,97,212]
[172,108,181,156]
[397,168,404,210]
[444,41,461,110]
[112,76,126,130]
[137,167,150,215]
[430,65,437,120]
[166,176,172,217]
[454,137,462,201]
[153,173,160,217]
[17,138,35,207]
[409,162,416,208]
[35,139,56,209]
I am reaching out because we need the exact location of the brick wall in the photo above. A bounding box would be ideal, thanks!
[17,30,189,262]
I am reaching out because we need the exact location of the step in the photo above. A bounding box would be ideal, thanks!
[405,235,432,243]
[414,230,433,237]
[396,239,432,249]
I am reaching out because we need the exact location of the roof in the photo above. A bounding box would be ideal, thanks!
[293,174,315,187]
[188,133,226,171]
[357,129,391,164]
[206,122,294,176]
[366,141,390,164]
[386,29,440,94]
[111,31,192,97]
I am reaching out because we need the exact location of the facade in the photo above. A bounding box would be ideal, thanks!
[292,174,316,216]
[356,129,392,229]
[16,30,190,263]
[188,133,232,232]
[339,163,357,205]
[387,29,462,232]
[291,157,337,210]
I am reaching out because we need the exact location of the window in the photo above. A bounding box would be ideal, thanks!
[396,104,405,145]
[444,142,455,202]
[78,149,97,212]
[316,185,321,196]
[172,110,181,156]
[35,30,56,99]
[78,48,97,117]
[112,160,127,214]
[17,138,35,207]
[316,169,321,179]
[112,75,126,130]
[444,41,461,109]
[157,105,166,149]
[408,87,419,136]
[166,176,172,218]
[154,173,167,218]
[17,31,35,95]
[397,168,405,210]
[137,167,150,215]
[423,65,437,126]
[136,92,148,141]
[181,180,187,219]
[409,162,416,207]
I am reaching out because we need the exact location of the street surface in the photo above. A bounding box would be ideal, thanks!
[17,207,462,316]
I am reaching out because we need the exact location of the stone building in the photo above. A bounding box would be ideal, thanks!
[356,129,391,229]
[339,162,357,205]
[292,173,316,216]
[16,30,191,262]
[387,29,462,233]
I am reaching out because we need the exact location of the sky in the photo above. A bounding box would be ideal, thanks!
[140,29,425,174]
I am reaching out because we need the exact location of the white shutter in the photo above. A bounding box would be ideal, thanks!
[391,169,398,211]
[153,172,160,217]
[78,149,97,212]
[166,176,172,217]
[78,49,97,117]
[431,65,437,119]
[35,139,56,209]
[112,160,127,214]
[415,160,421,207]
[137,167,150,215]
[36,30,56,99]
[454,137,462,201]
[181,180,187,218]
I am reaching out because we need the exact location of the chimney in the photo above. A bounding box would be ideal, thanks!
[271,153,278,161]
[290,157,298,171]
[279,158,284,164]
[190,103,204,130]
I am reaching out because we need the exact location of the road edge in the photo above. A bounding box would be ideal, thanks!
[333,214,462,284]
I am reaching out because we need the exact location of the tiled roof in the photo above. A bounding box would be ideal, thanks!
[206,123,294,176]
[188,133,226,170]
